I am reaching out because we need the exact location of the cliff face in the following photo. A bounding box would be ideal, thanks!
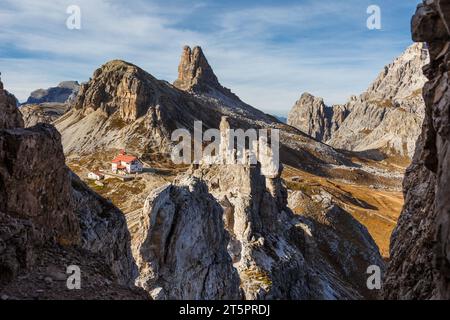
[0,80,24,129]
[132,116,384,300]
[287,93,349,141]
[0,80,143,298]
[287,43,428,159]
[382,0,450,300]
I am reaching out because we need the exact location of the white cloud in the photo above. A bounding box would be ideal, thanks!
[0,0,414,115]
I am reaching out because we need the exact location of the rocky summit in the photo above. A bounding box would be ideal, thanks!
[18,81,79,128]
[288,43,429,159]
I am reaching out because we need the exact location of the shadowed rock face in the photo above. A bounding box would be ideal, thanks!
[382,0,450,300]
[173,46,239,100]
[287,93,349,141]
[0,81,140,295]
[174,46,220,92]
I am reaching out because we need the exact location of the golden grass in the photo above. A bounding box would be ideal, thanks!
[283,165,404,258]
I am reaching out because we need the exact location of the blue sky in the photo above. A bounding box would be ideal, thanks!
[0,0,421,115]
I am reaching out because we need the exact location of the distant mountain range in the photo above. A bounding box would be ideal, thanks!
[287,43,428,160]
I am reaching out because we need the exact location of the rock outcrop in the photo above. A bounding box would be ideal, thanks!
[288,43,428,159]
[382,0,450,300]
[133,117,384,300]
[287,93,349,141]
[175,46,222,93]
[24,81,80,105]
[0,79,24,129]
[133,177,241,300]
[329,43,428,159]
[0,80,142,298]
[20,103,68,127]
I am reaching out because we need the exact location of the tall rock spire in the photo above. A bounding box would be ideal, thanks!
[174,46,220,92]
[173,46,239,100]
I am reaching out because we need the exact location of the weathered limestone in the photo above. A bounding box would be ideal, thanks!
[133,117,384,300]
[382,0,450,300]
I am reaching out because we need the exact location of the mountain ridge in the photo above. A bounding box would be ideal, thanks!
[287,43,428,159]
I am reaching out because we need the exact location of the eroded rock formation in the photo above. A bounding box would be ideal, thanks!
[20,103,68,127]
[287,93,349,141]
[382,0,450,300]
[133,177,241,300]
[133,117,384,300]
[0,80,142,298]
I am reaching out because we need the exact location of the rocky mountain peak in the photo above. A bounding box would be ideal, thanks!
[383,0,450,300]
[298,92,325,105]
[288,43,428,159]
[174,46,220,91]
[173,45,240,101]
[287,92,349,141]
[363,42,428,106]
[73,59,162,121]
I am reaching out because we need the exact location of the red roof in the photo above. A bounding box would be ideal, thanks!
[112,154,137,164]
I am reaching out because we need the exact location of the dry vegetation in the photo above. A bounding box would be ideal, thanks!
[67,147,405,259]
[283,165,404,258]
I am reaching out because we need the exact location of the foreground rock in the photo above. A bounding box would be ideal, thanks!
[134,177,241,299]
[382,0,450,300]
[0,79,144,299]
[0,79,24,129]
[133,117,384,300]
